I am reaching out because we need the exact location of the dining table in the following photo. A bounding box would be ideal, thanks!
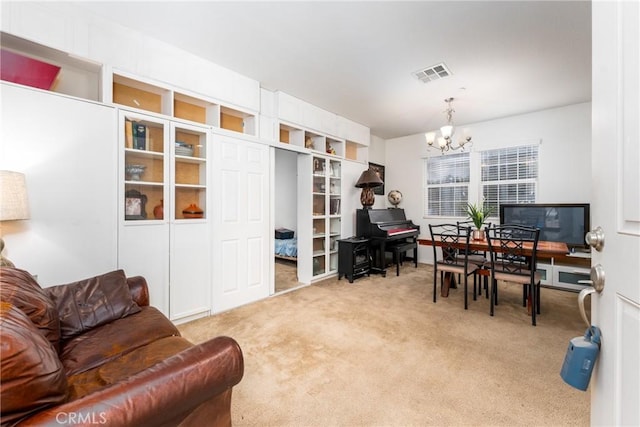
[417,236,569,297]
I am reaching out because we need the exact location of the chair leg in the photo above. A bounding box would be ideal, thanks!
[472,273,478,301]
[464,271,469,310]
[531,282,536,326]
[433,269,438,303]
[489,277,498,316]
[484,276,489,298]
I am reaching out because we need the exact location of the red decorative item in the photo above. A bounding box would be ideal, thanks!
[1,49,61,90]
[153,200,164,220]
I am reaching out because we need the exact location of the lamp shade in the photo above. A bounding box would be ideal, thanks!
[355,168,384,188]
[440,124,454,140]
[0,171,30,221]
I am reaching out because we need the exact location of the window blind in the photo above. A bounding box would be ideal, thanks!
[423,152,470,217]
[481,145,538,212]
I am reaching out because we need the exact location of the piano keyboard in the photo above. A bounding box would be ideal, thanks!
[387,228,415,236]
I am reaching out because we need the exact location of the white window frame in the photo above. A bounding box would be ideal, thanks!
[423,152,470,218]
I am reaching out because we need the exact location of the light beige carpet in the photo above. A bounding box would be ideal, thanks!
[275,258,301,293]
[179,263,590,426]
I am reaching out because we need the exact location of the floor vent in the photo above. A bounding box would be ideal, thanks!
[413,63,452,83]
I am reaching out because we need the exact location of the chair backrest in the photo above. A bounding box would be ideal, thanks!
[485,224,540,276]
[457,220,492,230]
[428,223,472,266]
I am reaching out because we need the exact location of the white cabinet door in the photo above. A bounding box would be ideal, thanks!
[118,223,170,313]
[118,111,171,314]
[212,133,270,312]
[169,121,211,322]
[170,222,210,321]
[118,112,211,320]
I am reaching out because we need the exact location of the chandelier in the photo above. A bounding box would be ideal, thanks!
[425,97,472,154]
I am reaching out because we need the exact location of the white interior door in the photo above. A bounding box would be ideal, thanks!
[590,1,640,425]
[212,133,270,312]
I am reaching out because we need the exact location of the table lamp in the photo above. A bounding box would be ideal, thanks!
[0,170,30,267]
[355,167,384,209]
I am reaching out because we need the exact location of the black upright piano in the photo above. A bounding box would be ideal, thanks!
[356,208,420,276]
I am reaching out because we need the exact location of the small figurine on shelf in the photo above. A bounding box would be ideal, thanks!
[326,144,336,155]
[305,136,314,149]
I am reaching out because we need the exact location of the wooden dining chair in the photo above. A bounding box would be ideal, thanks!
[485,224,541,326]
[428,224,478,309]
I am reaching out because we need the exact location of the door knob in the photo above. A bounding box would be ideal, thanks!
[577,264,606,293]
[585,226,604,251]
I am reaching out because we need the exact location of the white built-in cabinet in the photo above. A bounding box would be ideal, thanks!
[1,25,371,313]
[297,154,342,283]
[117,110,211,322]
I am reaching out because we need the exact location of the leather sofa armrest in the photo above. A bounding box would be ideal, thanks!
[126,276,149,307]
[18,336,244,427]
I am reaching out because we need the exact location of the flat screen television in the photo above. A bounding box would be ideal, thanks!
[499,203,590,250]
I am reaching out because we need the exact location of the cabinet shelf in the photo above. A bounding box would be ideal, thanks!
[125,180,164,187]
[175,183,206,189]
[175,155,206,164]
[113,71,256,137]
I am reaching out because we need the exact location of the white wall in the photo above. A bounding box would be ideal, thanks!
[274,148,298,232]
[367,134,387,209]
[384,102,592,263]
[341,159,367,238]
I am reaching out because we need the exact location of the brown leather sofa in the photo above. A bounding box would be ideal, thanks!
[0,267,244,427]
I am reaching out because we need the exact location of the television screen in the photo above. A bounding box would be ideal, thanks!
[499,203,590,249]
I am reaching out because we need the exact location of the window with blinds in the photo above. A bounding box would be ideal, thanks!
[423,152,470,217]
[481,145,538,213]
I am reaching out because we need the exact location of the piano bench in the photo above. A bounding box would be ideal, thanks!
[386,241,418,276]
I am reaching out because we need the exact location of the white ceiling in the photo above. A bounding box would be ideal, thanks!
[75,1,592,140]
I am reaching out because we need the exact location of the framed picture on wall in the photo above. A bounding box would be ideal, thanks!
[369,162,385,195]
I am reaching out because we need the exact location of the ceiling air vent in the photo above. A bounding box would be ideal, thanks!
[413,63,452,83]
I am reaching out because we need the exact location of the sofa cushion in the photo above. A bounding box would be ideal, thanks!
[60,306,181,376]
[0,267,61,352]
[0,302,68,426]
[45,269,141,341]
[66,336,193,400]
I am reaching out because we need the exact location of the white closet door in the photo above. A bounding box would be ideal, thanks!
[212,133,270,312]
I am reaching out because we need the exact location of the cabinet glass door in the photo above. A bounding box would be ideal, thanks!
[123,115,167,221]
[312,156,327,277]
[173,123,207,220]
[328,159,341,273]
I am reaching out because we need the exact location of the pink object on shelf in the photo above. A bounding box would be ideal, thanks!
[1,49,61,90]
